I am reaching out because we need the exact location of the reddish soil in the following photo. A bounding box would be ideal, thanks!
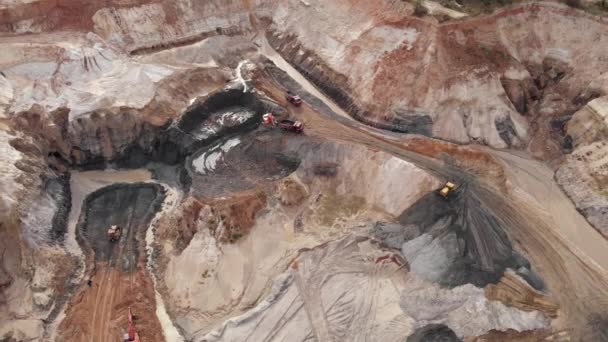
[257,74,507,187]
[156,196,206,253]
[403,136,507,185]
[206,190,267,243]
[0,0,171,33]
[57,263,163,342]
[485,272,559,318]
[277,178,307,206]
[156,190,266,253]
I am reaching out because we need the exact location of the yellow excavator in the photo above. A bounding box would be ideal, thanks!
[438,182,456,199]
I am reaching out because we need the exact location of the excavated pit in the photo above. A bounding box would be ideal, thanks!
[115,88,278,170]
[8,62,566,342]
[188,128,302,198]
[54,181,168,341]
[22,173,72,245]
[35,87,292,340]
[77,183,165,272]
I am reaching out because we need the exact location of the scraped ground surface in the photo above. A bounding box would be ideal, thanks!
[201,235,549,342]
[1,1,608,342]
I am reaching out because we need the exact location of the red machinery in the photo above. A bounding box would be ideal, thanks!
[262,113,304,133]
[107,225,121,242]
[278,119,304,133]
[286,91,302,106]
[263,113,276,126]
[124,307,141,342]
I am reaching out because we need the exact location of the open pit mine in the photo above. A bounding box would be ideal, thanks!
[2,0,608,341]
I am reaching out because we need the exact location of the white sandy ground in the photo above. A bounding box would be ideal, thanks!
[164,146,440,338]
[0,129,24,215]
[235,60,250,92]
[0,34,176,119]
[200,235,549,342]
[146,185,186,342]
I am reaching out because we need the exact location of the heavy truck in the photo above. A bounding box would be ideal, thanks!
[107,225,121,242]
[123,307,141,342]
[263,113,304,133]
[286,91,303,106]
[438,182,456,199]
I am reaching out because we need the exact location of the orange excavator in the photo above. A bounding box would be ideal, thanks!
[123,307,140,342]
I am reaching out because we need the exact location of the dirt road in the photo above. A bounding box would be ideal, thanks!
[57,183,166,342]
[256,69,608,339]
[57,264,163,342]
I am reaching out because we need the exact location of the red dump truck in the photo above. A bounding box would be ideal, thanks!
[286,91,302,107]
[123,307,140,342]
[108,225,121,242]
[263,113,304,133]
[278,119,304,133]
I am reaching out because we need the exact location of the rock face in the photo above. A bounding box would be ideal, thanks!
[566,97,608,147]
[557,96,608,237]
[3,1,608,151]
[266,2,608,150]
[556,139,608,237]
[0,128,75,340]
[0,0,264,42]
[1,33,232,167]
